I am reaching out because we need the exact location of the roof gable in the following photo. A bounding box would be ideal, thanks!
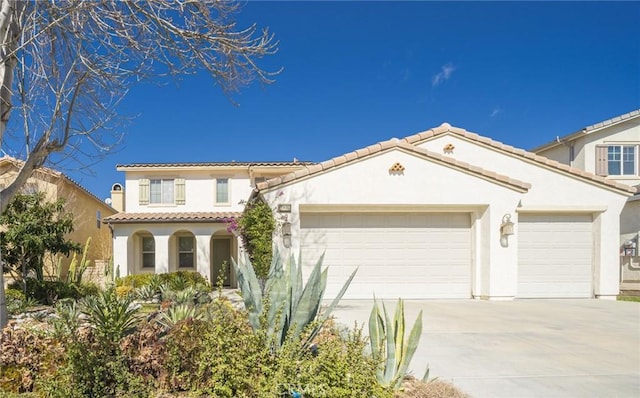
[257,124,636,195]
[405,124,636,195]
[258,135,531,192]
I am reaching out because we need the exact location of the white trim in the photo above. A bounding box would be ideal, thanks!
[299,204,489,213]
[516,206,607,213]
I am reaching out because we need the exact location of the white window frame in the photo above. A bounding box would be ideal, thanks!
[141,235,155,269]
[149,178,175,205]
[607,145,638,176]
[214,177,230,205]
[177,235,196,268]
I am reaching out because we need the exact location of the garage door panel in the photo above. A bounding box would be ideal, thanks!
[301,212,472,299]
[518,214,593,298]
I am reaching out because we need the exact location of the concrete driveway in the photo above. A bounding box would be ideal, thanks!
[331,299,640,398]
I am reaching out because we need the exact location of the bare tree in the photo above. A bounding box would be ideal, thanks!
[0,0,278,327]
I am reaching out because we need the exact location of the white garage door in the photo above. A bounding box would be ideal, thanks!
[300,212,472,299]
[518,214,593,298]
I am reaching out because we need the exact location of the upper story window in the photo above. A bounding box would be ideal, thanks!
[597,145,638,177]
[215,178,229,204]
[139,178,185,205]
[150,178,174,204]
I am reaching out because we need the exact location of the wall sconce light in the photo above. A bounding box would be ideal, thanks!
[282,221,292,248]
[500,214,514,247]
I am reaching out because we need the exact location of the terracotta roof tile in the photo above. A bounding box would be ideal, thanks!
[103,212,241,224]
[117,161,315,169]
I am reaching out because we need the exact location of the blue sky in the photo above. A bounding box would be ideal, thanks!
[64,1,640,201]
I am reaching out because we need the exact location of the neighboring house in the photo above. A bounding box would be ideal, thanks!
[533,110,640,289]
[103,162,310,287]
[0,156,117,278]
[255,123,635,300]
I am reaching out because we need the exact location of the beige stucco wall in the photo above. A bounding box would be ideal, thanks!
[0,165,116,279]
[537,119,640,187]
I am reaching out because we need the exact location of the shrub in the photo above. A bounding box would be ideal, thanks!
[116,271,211,292]
[116,273,154,288]
[0,327,64,393]
[5,288,25,315]
[116,285,135,298]
[237,197,275,279]
[265,324,393,398]
[162,299,269,396]
[7,279,98,306]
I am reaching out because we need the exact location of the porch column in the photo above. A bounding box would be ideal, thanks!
[112,232,129,276]
[154,235,170,274]
[196,234,211,282]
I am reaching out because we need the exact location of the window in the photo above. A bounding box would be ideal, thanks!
[150,179,174,204]
[607,145,637,176]
[597,145,638,176]
[216,178,229,204]
[141,236,155,268]
[178,236,195,268]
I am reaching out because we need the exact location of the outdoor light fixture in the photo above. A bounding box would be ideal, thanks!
[282,221,292,248]
[500,214,514,247]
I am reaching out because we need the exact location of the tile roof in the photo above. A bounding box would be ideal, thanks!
[117,161,315,169]
[256,123,637,195]
[103,211,241,224]
[531,109,640,152]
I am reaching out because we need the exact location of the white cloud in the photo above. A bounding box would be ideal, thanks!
[432,63,456,86]
[490,106,503,118]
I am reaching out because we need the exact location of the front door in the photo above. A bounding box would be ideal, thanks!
[211,238,232,287]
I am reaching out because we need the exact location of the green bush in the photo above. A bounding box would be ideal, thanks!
[8,278,81,305]
[4,288,25,315]
[266,324,393,398]
[117,271,211,292]
[162,299,269,396]
[115,273,154,288]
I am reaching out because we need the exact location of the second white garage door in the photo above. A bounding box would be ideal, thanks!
[299,212,472,299]
[517,213,594,298]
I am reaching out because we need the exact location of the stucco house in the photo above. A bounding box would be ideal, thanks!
[103,161,310,287]
[532,110,640,289]
[0,156,116,278]
[255,123,635,300]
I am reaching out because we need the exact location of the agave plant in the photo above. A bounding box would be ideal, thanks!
[157,303,204,328]
[369,297,428,390]
[49,299,82,339]
[233,249,357,350]
[135,284,158,301]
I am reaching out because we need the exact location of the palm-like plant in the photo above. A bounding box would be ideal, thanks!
[81,287,141,343]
